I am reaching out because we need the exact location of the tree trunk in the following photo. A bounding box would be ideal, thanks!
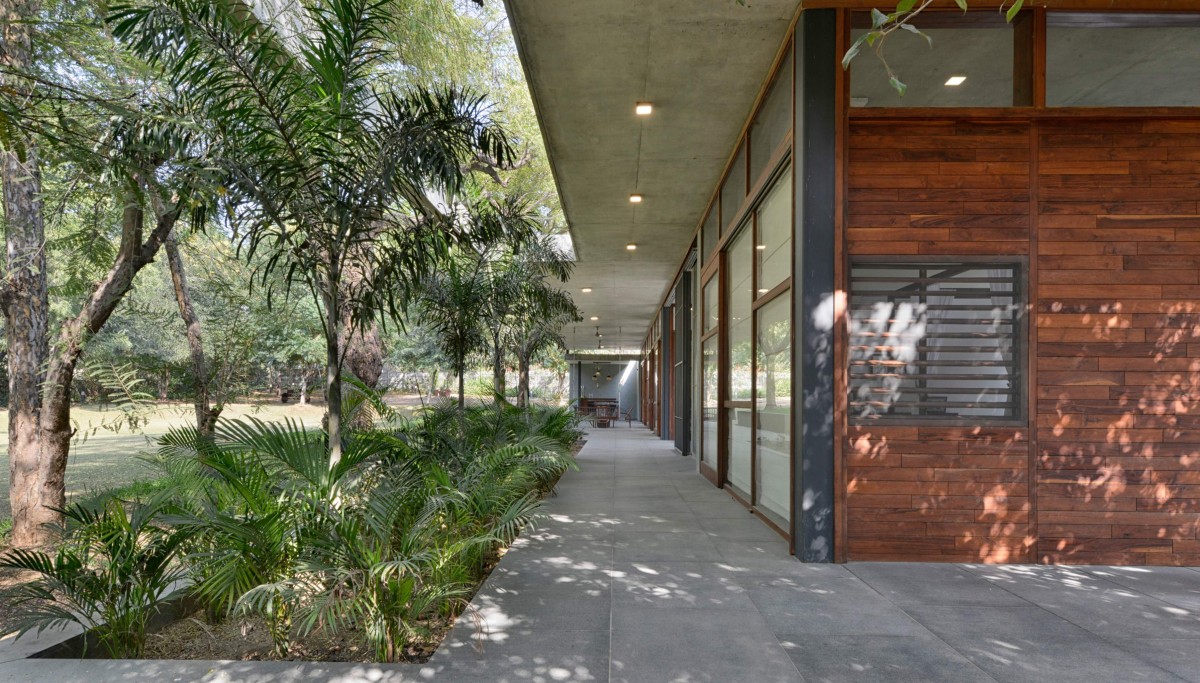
[490,332,505,399]
[322,276,344,468]
[518,353,531,409]
[457,363,465,411]
[166,234,219,435]
[299,371,309,405]
[3,0,51,548]
[342,322,383,389]
[25,185,182,547]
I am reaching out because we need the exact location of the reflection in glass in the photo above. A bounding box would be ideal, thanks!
[702,336,718,467]
[702,209,719,264]
[850,16,1014,108]
[757,170,792,294]
[750,45,792,184]
[1047,13,1200,106]
[725,225,753,498]
[755,294,791,526]
[721,144,747,233]
[703,276,718,334]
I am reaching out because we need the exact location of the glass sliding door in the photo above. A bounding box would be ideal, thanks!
[755,295,791,526]
[700,274,720,470]
[725,224,754,500]
[701,336,719,468]
[752,170,793,527]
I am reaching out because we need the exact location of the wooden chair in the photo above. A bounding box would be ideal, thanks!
[622,407,635,427]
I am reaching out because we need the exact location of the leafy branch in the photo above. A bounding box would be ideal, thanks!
[843,0,1026,95]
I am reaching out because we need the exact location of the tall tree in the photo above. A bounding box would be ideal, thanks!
[498,233,576,408]
[165,232,220,434]
[1,0,201,546]
[110,0,516,466]
[1,0,52,548]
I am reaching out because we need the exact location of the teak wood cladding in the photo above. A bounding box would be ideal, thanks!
[845,118,1200,565]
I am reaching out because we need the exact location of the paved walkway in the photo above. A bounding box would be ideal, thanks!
[2,424,1199,682]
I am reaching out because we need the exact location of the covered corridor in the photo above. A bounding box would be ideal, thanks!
[423,426,1200,683]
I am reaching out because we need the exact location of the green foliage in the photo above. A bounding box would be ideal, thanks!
[72,360,158,443]
[0,496,188,658]
[122,389,576,661]
[844,0,1026,94]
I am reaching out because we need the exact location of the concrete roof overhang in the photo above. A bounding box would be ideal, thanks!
[505,0,802,351]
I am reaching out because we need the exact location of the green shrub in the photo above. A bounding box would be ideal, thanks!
[0,496,188,658]
[0,390,580,662]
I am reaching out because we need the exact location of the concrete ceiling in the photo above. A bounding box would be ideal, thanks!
[505,0,800,351]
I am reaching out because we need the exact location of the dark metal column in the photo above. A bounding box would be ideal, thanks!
[673,269,693,455]
[793,8,837,562]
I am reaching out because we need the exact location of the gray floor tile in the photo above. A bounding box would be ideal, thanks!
[610,606,803,683]
[429,628,610,682]
[613,530,723,562]
[748,582,931,636]
[778,634,997,683]
[848,562,1028,607]
[611,561,755,609]
[700,516,787,543]
[1111,638,1200,683]
[971,565,1200,639]
[1086,566,1200,611]
[905,605,1185,683]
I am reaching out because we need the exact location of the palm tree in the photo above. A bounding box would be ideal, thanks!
[418,246,489,410]
[109,0,517,466]
[502,234,579,407]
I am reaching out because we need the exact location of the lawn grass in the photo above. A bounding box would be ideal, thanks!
[0,402,328,522]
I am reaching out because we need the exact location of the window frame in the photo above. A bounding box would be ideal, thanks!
[846,8,1200,117]
[846,255,1029,428]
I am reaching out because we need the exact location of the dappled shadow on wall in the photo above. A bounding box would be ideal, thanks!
[1037,298,1200,565]
[844,263,1033,564]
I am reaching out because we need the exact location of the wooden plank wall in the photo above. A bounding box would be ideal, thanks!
[846,120,1035,562]
[1037,119,1200,566]
[845,117,1200,564]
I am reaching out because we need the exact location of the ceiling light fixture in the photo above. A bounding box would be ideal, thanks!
[626,243,637,251]
[581,287,592,293]
[590,315,599,321]
[756,244,766,250]
[629,194,643,203]
[635,102,653,116]
[944,76,967,87]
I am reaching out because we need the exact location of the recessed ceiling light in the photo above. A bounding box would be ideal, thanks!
[944,76,967,87]
[590,316,599,321]
[581,287,592,293]
[626,243,637,251]
[756,244,766,250]
[758,288,769,294]
[629,194,643,203]
[635,102,653,116]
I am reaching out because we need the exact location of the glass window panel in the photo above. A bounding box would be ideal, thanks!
[850,13,1015,108]
[756,169,792,295]
[702,208,719,264]
[703,275,718,334]
[721,143,747,233]
[725,225,753,497]
[750,46,792,184]
[1047,13,1200,106]
[755,293,791,527]
[702,335,718,467]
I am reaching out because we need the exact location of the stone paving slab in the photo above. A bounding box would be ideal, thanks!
[2,424,1199,682]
